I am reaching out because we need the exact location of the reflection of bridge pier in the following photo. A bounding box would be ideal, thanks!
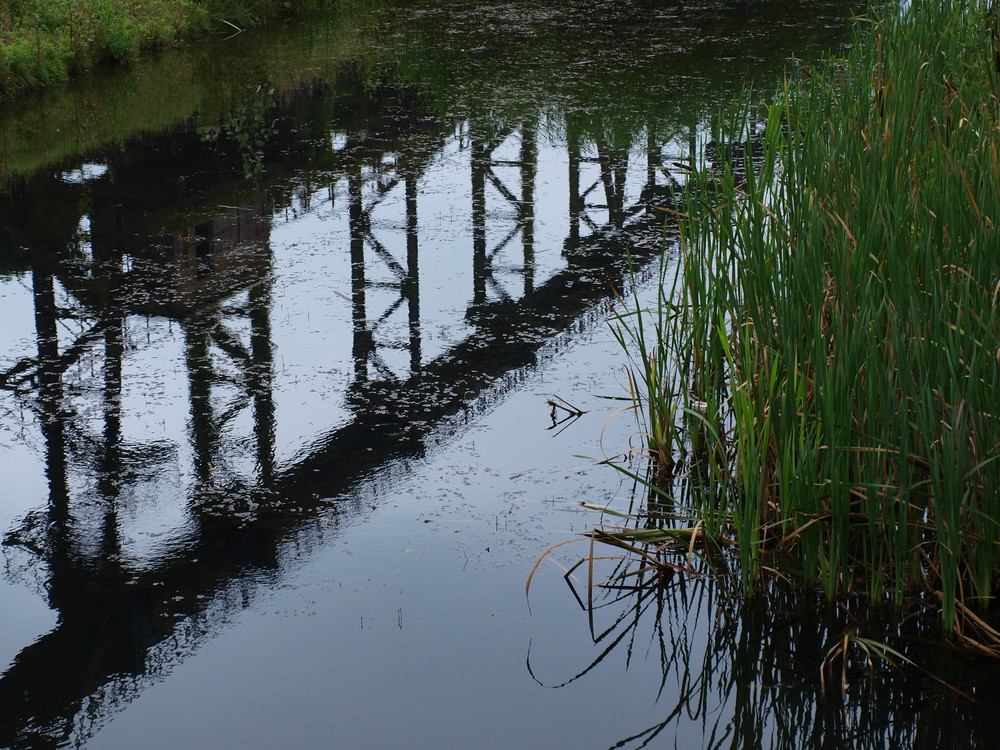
[185,320,216,485]
[349,163,372,381]
[405,172,421,373]
[30,255,68,501]
[5,188,279,558]
[566,126,633,243]
[30,253,73,588]
[250,277,276,487]
[568,129,582,251]
[24,247,137,697]
[470,119,538,310]
[346,137,427,390]
[28,244,129,572]
[97,312,124,564]
[179,234,277,493]
[596,139,628,230]
[521,120,537,296]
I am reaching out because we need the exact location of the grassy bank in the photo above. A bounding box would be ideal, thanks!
[0,0,335,100]
[616,0,1000,651]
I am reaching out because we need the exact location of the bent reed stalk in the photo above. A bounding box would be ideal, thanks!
[617,0,1000,651]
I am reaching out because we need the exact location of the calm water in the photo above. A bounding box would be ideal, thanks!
[3,1,992,748]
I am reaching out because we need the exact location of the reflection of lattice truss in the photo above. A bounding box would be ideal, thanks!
[473,124,537,304]
[349,154,419,383]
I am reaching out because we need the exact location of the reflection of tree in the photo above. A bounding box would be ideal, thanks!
[368,0,854,146]
[532,527,999,750]
[198,87,281,178]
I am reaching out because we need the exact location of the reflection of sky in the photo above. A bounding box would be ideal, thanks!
[114,325,196,565]
[58,162,108,184]
[0,275,38,372]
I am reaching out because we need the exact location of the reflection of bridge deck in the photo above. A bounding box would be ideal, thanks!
[0,76,686,748]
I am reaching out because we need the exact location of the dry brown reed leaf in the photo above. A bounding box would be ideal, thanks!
[526,537,586,611]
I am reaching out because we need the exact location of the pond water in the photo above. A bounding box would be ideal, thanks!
[3,1,993,748]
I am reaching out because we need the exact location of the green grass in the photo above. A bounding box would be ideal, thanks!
[615,0,1000,651]
[0,0,337,100]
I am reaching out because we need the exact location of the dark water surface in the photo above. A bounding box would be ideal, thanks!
[0,1,959,747]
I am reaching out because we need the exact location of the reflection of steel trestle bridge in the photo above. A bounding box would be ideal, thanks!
[0,92,683,748]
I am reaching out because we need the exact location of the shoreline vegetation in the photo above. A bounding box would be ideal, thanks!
[0,0,336,101]
[607,0,1000,656]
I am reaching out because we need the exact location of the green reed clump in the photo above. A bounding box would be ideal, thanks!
[632,0,1000,648]
[0,0,338,100]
